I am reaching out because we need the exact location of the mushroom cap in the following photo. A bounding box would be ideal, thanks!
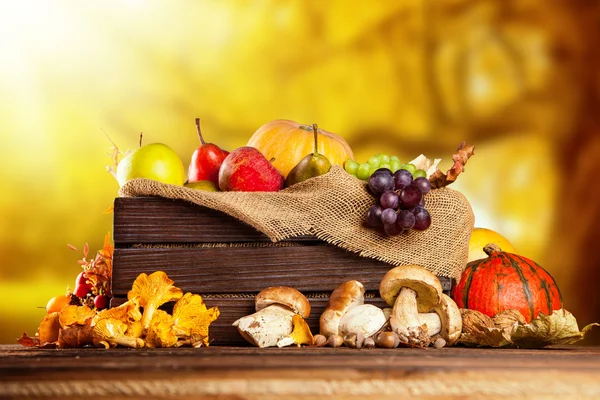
[319,280,365,337]
[338,304,386,338]
[433,294,463,346]
[255,286,311,318]
[379,265,442,312]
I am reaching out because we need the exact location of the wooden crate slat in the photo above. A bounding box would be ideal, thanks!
[110,296,390,345]
[112,245,398,295]
[113,197,316,244]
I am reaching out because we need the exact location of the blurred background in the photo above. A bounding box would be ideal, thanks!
[1,0,599,344]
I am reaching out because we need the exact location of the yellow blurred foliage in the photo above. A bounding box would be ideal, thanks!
[0,0,598,343]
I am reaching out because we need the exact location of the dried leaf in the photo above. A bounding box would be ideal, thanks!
[17,332,38,347]
[58,325,94,348]
[512,309,600,348]
[459,309,512,347]
[83,243,89,258]
[103,205,114,214]
[67,244,78,252]
[38,312,61,345]
[59,305,95,328]
[430,142,475,189]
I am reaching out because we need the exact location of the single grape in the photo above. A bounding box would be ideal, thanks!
[412,176,431,194]
[390,159,402,173]
[356,163,371,180]
[413,207,432,230]
[380,190,399,209]
[396,210,416,229]
[379,154,391,164]
[368,156,380,167]
[390,155,400,162]
[384,222,404,236]
[366,205,383,227]
[368,170,395,195]
[393,169,413,190]
[344,159,359,175]
[379,162,391,171]
[381,208,397,225]
[400,163,417,175]
[413,169,427,179]
[399,184,423,208]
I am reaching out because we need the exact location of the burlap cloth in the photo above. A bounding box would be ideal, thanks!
[119,165,474,279]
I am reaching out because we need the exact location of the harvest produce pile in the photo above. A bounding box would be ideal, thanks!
[21,118,597,349]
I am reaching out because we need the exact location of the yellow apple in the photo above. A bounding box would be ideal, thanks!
[184,180,218,192]
[116,143,185,187]
[468,227,518,262]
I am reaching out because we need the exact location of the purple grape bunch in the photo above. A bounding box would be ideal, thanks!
[365,168,432,236]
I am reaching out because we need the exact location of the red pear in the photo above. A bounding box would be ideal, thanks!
[218,147,284,192]
[188,118,229,186]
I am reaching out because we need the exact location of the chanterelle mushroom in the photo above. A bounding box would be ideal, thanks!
[379,265,442,347]
[92,318,145,349]
[417,294,462,346]
[277,314,314,347]
[233,287,310,348]
[127,271,183,331]
[320,280,365,338]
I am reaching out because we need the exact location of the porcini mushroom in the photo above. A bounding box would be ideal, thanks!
[255,286,311,318]
[379,265,442,347]
[338,304,386,338]
[320,280,365,338]
[127,271,183,331]
[417,294,462,346]
[233,286,310,348]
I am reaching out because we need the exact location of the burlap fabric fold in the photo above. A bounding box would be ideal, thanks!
[119,165,474,279]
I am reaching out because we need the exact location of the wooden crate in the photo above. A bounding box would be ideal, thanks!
[111,196,453,345]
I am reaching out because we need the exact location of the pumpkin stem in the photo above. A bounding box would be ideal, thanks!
[139,132,143,148]
[312,123,319,156]
[269,157,276,163]
[483,243,502,256]
[195,118,206,145]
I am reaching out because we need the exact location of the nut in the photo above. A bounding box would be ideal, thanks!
[363,337,375,349]
[326,334,344,348]
[375,332,399,348]
[343,333,365,349]
[433,337,446,349]
[313,334,327,347]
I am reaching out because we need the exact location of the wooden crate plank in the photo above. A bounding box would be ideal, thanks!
[113,197,316,244]
[112,245,405,295]
[110,296,389,345]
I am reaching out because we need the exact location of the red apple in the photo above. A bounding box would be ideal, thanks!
[218,147,284,192]
[188,118,229,186]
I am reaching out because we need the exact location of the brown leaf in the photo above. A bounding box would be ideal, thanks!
[430,142,475,189]
[17,332,38,347]
[67,244,78,252]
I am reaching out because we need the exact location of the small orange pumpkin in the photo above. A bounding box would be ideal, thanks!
[246,119,354,178]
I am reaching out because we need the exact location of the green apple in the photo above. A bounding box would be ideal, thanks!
[184,180,218,192]
[116,143,185,187]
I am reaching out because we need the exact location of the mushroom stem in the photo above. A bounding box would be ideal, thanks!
[419,312,442,336]
[390,287,431,346]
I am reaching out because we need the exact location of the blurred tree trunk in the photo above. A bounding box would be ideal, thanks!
[546,0,600,343]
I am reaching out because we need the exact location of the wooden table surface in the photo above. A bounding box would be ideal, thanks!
[1,345,600,399]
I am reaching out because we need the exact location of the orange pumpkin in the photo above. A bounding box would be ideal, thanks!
[246,120,354,178]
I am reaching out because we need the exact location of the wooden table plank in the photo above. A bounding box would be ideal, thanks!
[2,346,600,399]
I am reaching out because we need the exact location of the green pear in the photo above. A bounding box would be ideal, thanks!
[116,143,185,187]
[285,124,332,187]
[184,180,218,192]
